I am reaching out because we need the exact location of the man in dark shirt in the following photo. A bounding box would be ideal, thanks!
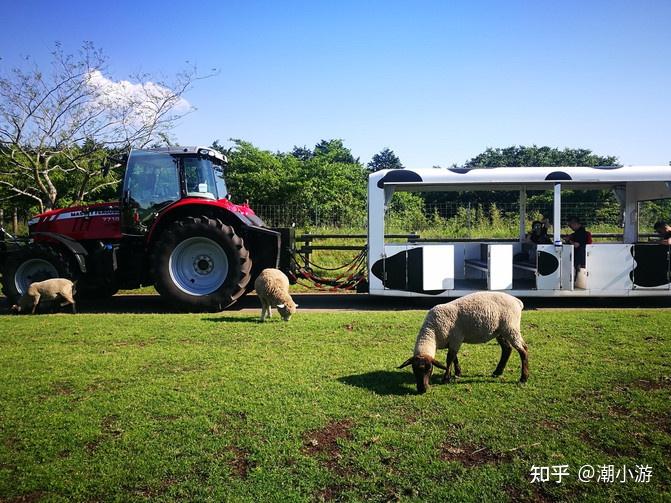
[567,216,592,270]
[653,221,671,245]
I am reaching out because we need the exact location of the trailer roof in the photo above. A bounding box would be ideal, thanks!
[371,165,671,191]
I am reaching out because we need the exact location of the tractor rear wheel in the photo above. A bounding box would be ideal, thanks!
[1,244,76,303]
[151,217,252,311]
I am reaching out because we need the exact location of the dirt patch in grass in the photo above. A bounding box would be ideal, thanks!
[579,431,638,458]
[50,381,74,396]
[1,492,47,503]
[131,477,178,499]
[226,446,254,479]
[503,483,554,503]
[439,442,508,467]
[86,415,123,453]
[630,376,671,391]
[607,404,631,417]
[302,419,354,475]
[539,420,559,431]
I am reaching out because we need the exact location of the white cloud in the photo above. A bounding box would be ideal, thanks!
[86,70,191,117]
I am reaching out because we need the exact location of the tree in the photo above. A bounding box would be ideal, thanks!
[213,139,368,225]
[313,139,357,164]
[425,145,621,208]
[290,145,313,162]
[465,145,618,168]
[0,42,202,212]
[367,147,404,171]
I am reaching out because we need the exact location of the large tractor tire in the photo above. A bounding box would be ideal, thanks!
[151,216,252,311]
[1,244,76,303]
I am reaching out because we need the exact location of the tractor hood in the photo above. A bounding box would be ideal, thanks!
[28,202,122,241]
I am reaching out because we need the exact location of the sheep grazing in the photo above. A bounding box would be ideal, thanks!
[398,291,528,393]
[11,278,77,315]
[254,268,298,322]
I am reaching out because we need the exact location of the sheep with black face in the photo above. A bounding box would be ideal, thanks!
[399,292,528,394]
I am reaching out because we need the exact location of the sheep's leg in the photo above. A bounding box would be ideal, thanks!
[453,355,462,378]
[492,337,512,377]
[60,292,76,314]
[441,349,459,384]
[259,298,268,322]
[505,331,529,383]
[31,294,40,314]
[512,340,529,383]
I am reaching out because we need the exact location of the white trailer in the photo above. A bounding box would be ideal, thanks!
[367,166,671,297]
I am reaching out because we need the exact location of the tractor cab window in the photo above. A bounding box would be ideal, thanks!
[213,165,228,200]
[122,151,180,233]
[184,157,217,200]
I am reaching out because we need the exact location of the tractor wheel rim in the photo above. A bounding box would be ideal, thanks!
[14,259,59,295]
[168,237,229,296]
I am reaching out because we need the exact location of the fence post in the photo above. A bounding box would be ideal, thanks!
[13,207,19,235]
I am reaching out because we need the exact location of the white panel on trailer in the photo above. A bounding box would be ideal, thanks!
[422,245,455,290]
[560,245,574,291]
[586,245,634,291]
[488,245,513,290]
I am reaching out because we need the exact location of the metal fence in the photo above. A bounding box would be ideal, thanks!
[252,202,627,230]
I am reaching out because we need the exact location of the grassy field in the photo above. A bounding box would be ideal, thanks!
[0,309,669,502]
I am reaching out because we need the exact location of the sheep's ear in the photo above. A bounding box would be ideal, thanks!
[294,303,299,308]
[277,303,285,309]
[398,357,414,369]
[431,357,448,371]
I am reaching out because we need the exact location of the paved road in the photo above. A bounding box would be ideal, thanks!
[4,293,670,314]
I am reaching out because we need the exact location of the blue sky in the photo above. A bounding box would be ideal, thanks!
[1,0,669,167]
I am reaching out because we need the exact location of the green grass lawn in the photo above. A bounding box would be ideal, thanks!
[0,309,669,502]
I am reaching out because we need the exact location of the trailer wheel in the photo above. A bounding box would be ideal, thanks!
[151,217,252,311]
[1,244,76,303]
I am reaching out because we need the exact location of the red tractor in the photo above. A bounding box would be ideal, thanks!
[0,147,292,311]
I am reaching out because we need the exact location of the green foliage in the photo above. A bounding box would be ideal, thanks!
[313,139,357,164]
[465,145,619,168]
[215,139,368,220]
[367,148,404,171]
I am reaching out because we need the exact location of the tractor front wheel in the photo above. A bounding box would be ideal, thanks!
[1,244,76,303]
[151,217,252,311]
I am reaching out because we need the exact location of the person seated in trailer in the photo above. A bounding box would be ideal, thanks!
[566,216,592,272]
[653,221,671,245]
[525,220,552,245]
[514,220,552,264]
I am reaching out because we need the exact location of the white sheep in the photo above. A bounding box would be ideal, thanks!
[254,268,298,322]
[11,278,77,314]
[398,291,528,393]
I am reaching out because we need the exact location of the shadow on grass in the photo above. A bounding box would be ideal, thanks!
[338,370,418,396]
[203,316,260,323]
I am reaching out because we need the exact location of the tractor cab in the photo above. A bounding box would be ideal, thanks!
[121,147,229,235]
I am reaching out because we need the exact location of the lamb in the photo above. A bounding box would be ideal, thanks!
[254,268,298,322]
[398,291,528,393]
[11,278,77,315]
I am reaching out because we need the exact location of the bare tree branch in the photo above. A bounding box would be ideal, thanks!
[0,42,203,210]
